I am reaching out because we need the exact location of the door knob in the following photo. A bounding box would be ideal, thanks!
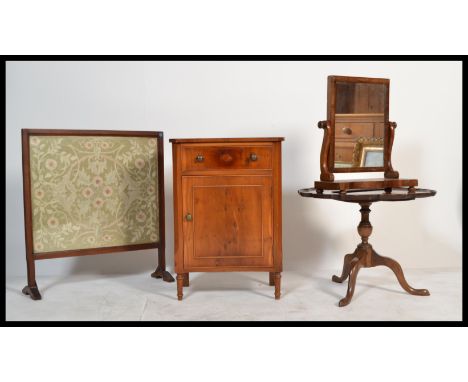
[185,213,193,222]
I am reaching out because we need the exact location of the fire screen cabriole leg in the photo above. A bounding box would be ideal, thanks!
[151,246,175,282]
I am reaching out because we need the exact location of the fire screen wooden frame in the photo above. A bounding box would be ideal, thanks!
[21,129,174,300]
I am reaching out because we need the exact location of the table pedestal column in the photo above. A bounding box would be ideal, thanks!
[332,202,430,307]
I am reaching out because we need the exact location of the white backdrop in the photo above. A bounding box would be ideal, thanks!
[5,61,462,277]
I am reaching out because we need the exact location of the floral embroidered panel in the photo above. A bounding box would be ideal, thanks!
[29,135,159,253]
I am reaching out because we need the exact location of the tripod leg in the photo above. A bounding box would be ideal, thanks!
[372,251,429,296]
[338,258,362,307]
[332,252,357,283]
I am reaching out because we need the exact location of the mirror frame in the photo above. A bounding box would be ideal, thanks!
[318,75,399,181]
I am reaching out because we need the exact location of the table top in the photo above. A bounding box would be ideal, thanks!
[298,187,436,203]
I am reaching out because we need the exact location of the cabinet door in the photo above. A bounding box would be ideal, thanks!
[182,175,273,269]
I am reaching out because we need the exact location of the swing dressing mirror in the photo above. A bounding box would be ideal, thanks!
[332,79,387,170]
[330,76,388,172]
[317,76,402,185]
[315,75,420,192]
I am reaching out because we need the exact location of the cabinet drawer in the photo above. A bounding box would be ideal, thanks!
[335,122,374,139]
[181,145,272,171]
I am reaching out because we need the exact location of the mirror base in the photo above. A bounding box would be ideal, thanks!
[384,170,399,179]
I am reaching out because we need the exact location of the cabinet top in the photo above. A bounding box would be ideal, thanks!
[169,137,284,143]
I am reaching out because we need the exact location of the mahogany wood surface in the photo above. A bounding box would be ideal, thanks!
[318,120,334,181]
[22,129,161,137]
[150,133,175,283]
[21,129,174,301]
[298,187,435,202]
[384,121,399,178]
[34,242,159,260]
[312,178,419,193]
[298,189,435,306]
[172,138,283,300]
[21,130,37,298]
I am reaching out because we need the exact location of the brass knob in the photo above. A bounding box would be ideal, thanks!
[249,153,258,161]
[195,155,204,162]
[342,127,352,135]
[185,213,192,222]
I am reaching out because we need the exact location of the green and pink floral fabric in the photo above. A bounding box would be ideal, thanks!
[29,135,159,253]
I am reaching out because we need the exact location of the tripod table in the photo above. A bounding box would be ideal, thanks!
[298,187,436,307]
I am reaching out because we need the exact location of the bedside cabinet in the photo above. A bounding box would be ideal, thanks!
[171,138,284,300]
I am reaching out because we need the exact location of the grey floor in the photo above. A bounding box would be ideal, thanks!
[6,268,462,321]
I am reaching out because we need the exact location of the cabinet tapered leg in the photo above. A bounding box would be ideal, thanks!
[183,273,190,287]
[176,274,184,301]
[274,272,281,300]
[269,272,275,286]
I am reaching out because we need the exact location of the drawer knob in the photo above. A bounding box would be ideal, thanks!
[195,155,204,162]
[185,213,193,222]
[249,153,258,162]
[342,127,352,135]
[220,153,233,163]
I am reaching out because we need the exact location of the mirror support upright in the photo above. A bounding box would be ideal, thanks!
[318,120,334,181]
[384,121,399,179]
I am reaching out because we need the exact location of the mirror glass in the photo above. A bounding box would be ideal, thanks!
[334,81,386,169]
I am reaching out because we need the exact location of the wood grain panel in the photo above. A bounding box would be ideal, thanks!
[182,175,273,269]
